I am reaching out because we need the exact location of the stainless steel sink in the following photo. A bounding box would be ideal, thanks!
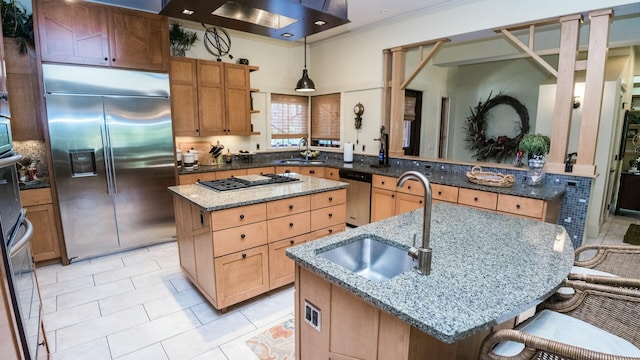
[318,236,417,282]
[277,159,325,165]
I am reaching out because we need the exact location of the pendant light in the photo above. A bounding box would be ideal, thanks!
[295,37,315,92]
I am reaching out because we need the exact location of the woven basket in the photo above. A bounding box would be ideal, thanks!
[466,166,515,188]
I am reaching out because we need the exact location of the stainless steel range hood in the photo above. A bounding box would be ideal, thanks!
[160,0,349,41]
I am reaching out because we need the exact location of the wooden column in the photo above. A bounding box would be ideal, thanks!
[389,47,407,157]
[381,49,392,136]
[547,14,582,173]
[574,9,612,175]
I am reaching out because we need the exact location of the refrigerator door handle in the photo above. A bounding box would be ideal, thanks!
[103,116,117,195]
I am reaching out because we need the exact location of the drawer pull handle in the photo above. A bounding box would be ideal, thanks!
[289,205,294,210]
[419,200,423,204]
[329,197,333,201]
[391,194,395,198]
[104,57,108,61]
[285,169,291,173]
[438,191,442,195]
[242,253,247,259]
[240,234,246,239]
[289,222,294,227]
[381,181,385,185]
[290,240,295,245]
[516,204,521,209]
[310,170,315,174]
[408,186,411,190]
[328,213,333,218]
[328,229,333,234]
[200,212,205,225]
[474,197,478,201]
[240,214,245,219]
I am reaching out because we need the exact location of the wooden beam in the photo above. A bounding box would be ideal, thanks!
[575,60,588,71]
[389,47,407,157]
[401,40,447,90]
[575,9,612,174]
[548,14,582,167]
[499,29,558,77]
[528,25,535,50]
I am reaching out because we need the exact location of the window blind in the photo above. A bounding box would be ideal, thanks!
[271,94,309,139]
[311,93,340,141]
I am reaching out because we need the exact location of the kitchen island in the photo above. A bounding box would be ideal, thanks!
[287,202,574,359]
[169,174,348,311]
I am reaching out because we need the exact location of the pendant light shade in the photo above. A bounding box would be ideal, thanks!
[296,37,315,92]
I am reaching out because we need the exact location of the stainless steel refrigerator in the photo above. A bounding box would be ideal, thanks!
[43,64,175,262]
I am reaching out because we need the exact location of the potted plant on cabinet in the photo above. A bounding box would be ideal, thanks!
[1,0,34,55]
[169,23,198,57]
[519,133,550,186]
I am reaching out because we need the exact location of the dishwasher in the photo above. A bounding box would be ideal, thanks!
[339,169,372,227]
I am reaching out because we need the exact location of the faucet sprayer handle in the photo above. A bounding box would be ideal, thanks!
[412,233,417,248]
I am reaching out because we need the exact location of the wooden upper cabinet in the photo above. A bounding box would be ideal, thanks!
[36,0,169,72]
[107,7,169,71]
[170,57,199,136]
[198,60,225,135]
[36,0,110,66]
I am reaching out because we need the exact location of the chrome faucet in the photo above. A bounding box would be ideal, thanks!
[397,170,433,275]
[299,137,309,160]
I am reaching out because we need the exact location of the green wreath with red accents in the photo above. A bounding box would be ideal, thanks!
[464,92,530,162]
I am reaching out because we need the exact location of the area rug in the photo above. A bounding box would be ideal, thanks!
[246,317,295,360]
[624,224,640,245]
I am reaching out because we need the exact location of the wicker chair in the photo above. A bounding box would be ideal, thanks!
[479,279,640,360]
[573,244,640,278]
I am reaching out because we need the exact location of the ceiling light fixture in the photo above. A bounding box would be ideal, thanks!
[295,37,315,92]
[282,33,294,38]
[182,9,194,15]
[314,20,327,26]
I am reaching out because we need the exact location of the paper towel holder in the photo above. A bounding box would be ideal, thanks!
[353,102,364,129]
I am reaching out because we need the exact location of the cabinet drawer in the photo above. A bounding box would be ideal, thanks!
[457,188,497,210]
[178,172,216,185]
[20,188,52,206]
[431,184,458,203]
[213,221,267,257]
[396,179,424,196]
[300,167,325,177]
[275,166,300,175]
[267,212,311,242]
[309,224,346,241]
[211,203,267,231]
[372,175,396,191]
[246,167,275,175]
[267,195,311,219]
[324,167,340,180]
[215,169,247,179]
[497,194,544,219]
[214,244,269,308]
[311,204,346,232]
[310,189,346,210]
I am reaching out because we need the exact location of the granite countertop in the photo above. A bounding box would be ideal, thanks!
[178,159,565,201]
[168,174,348,211]
[286,202,574,343]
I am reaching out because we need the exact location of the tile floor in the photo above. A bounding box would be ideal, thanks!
[36,214,637,360]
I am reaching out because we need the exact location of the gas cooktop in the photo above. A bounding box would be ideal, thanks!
[198,174,300,192]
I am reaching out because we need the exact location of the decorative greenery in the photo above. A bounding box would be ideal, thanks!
[1,0,34,55]
[518,133,551,159]
[465,92,530,162]
[169,23,198,56]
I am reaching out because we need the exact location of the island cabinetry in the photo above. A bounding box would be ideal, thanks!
[20,188,61,263]
[173,185,346,310]
[170,58,253,136]
[36,0,169,71]
[296,266,504,360]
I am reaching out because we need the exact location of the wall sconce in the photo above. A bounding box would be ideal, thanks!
[353,102,364,129]
[573,96,581,109]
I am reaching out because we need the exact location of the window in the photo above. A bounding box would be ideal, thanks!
[311,93,340,147]
[270,94,309,147]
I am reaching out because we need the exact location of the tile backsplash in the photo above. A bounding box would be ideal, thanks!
[13,140,49,176]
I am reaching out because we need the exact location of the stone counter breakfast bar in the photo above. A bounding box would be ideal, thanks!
[287,202,574,360]
[169,174,348,311]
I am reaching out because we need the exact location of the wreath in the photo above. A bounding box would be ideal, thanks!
[465,92,530,162]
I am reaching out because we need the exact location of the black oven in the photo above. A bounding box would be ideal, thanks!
[0,117,13,158]
[0,150,23,241]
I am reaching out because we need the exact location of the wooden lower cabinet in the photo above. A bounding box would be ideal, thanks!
[174,188,346,310]
[395,193,423,215]
[21,188,61,263]
[370,187,396,222]
[296,265,505,360]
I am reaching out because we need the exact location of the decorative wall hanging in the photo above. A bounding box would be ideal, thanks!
[465,92,530,162]
[202,23,233,61]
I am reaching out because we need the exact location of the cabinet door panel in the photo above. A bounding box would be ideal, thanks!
[107,7,169,71]
[198,61,225,135]
[177,227,196,280]
[170,57,199,136]
[27,204,61,262]
[214,245,269,308]
[226,87,250,134]
[370,188,396,222]
[269,236,306,289]
[194,231,216,304]
[395,193,423,216]
[37,0,110,66]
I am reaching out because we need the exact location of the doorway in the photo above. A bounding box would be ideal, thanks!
[439,97,450,158]
[403,89,422,156]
